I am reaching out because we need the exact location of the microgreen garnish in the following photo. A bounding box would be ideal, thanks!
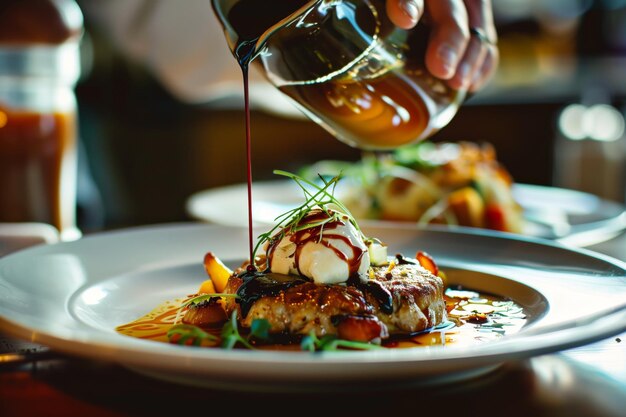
[221,311,270,349]
[167,324,219,346]
[253,170,362,261]
[300,331,384,352]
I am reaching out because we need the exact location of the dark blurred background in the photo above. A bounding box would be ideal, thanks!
[73,0,626,233]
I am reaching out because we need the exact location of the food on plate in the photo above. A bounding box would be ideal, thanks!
[300,140,524,233]
[116,171,527,351]
[187,172,447,346]
[219,217,446,342]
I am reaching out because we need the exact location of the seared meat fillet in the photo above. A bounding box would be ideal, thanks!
[367,261,446,334]
[222,258,446,339]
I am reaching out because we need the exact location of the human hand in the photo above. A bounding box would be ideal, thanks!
[386,0,498,92]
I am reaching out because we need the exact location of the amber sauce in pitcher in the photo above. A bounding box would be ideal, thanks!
[274,9,440,149]
[278,75,431,149]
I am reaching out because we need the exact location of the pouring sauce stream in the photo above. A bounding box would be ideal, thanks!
[225,0,313,266]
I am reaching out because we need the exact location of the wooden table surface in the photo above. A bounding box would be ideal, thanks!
[1,230,625,417]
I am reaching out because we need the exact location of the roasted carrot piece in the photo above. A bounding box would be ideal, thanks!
[416,251,439,275]
[202,251,232,293]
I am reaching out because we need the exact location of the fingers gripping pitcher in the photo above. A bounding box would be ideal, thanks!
[212,0,467,150]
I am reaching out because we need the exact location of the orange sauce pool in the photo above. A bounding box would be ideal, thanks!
[389,288,527,348]
[115,298,188,343]
[116,287,527,351]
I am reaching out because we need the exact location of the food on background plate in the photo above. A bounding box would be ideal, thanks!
[300,140,524,233]
[117,172,527,351]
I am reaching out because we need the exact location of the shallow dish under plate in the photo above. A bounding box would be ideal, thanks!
[0,223,625,392]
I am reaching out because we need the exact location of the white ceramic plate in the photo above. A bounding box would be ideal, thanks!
[186,180,626,247]
[0,223,625,392]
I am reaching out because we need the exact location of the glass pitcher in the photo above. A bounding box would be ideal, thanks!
[212,0,467,150]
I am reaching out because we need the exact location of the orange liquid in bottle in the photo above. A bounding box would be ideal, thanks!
[0,107,76,232]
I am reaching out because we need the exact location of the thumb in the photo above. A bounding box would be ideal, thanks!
[386,0,424,29]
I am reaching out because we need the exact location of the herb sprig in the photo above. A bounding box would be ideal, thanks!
[300,332,384,352]
[168,312,271,349]
[253,170,361,261]
[167,324,218,346]
[221,311,271,349]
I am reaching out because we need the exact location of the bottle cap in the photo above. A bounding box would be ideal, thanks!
[0,0,83,84]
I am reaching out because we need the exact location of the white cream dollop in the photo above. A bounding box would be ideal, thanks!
[267,209,372,285]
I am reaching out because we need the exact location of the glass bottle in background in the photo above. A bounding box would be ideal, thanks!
[0,0,83,241]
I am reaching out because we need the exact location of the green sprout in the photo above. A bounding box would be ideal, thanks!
[167,324,219,347]
[221,311,271,350]
[252,170,362,261]
[300,331,385,352]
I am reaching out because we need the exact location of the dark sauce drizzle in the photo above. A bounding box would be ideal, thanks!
[266,210,366,276]
[395,253,416,265]
[363,280,394,314]
[237,210,395,317]
[236,269,308,318]
[229,0,311,269]
[232,10,258,268]
[236,268,394,319]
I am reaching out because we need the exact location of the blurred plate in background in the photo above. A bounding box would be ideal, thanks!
[186,180,626,247]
